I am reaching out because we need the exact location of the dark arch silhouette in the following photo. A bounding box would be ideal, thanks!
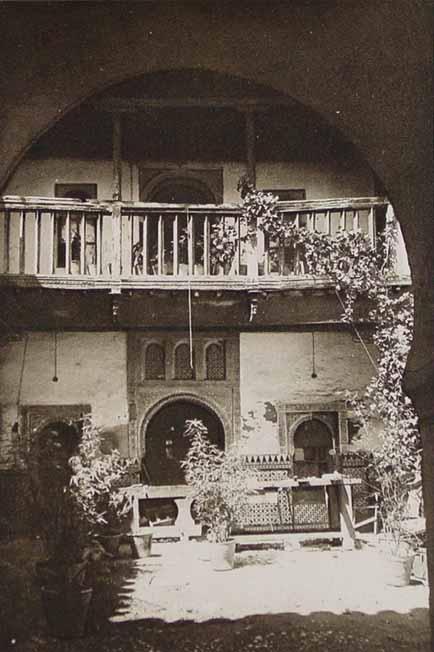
[293,418,333,478]
[147,177,216,204]
[143,399,225,486]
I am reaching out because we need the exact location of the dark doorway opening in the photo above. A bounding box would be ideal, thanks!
[143,400,224,486]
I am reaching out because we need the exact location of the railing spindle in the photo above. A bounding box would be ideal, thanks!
[173,214,179,276]
[203,214,209,276]
[34,211,40,274]
[65,211,71,274]
[49,212,55,274]
[96,214,102,275]
[188,211,194,276]
[19,211,25,274]
[80,214,85,275]
[353,210,359,231]
[235,213,241,275]
[142,214,148,275]
[368,206,375,246]
[157,214,164,275]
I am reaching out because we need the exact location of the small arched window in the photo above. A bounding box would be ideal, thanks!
[174,343,195,380]
[206,342,225,380]
[145,343,166,380]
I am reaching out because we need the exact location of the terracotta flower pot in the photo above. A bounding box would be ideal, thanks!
[381,553,415,587]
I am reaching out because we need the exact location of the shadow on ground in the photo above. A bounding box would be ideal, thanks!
[0,539,430,652]
[4,610,431,652]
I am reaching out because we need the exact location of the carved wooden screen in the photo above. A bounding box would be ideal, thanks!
[174,343,195,380]
[205,342,225,380]
[145,343,166,380]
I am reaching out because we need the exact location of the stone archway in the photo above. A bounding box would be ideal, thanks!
[1,3,432,636]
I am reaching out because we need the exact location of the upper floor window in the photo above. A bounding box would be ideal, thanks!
[55,184,97,201]
[205,342,226,380]
[145,343,165,380]
[174,343,195,380]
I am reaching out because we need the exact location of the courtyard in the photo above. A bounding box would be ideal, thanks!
[1,538,430,652]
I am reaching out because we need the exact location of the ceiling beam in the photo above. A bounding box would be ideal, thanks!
[91,96,297,113]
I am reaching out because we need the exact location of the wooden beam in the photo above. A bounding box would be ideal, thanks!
[112,114,123,201]
[92,96,298,113]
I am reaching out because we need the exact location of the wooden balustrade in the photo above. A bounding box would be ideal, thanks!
[0,195,392,284]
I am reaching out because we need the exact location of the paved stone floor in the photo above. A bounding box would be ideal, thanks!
[109,542,428,624]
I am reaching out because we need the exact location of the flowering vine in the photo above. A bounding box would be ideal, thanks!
[238,183,421,513]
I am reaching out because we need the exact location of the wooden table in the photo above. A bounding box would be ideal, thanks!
[126,474,361,547]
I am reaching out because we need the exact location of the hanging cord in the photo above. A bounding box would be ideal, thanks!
[16,333,29,409]
[311,331,317,378]
[52,331,59,382]
[335,289,377,372]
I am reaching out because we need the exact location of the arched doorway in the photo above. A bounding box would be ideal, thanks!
[142,399,224,486]
[293,418,333,478]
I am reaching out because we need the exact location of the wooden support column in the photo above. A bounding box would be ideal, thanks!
[244,110,256,188]
[112,113,123,201]
[338,482,356,550]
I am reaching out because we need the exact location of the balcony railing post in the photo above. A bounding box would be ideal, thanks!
[368,207,375,246]
[111,202,122,278]
[19,211,25,274]
[173,215,179,276]
[203,215,210,276]
[65,211,71,274]
[79,214,85,275]
[142,214,148,276]
[34,211,40,274]
[96,214,102,275]
[187,211,194,276]
[157,214,164,275]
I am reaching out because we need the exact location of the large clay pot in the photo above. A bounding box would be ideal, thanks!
[381,553,415,587]
[41,586,93,638]
[130,533,153,559]
[210,540,236,571]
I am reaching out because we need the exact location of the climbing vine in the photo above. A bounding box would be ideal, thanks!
[237,183,421,484]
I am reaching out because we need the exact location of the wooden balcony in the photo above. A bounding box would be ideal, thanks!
[0,196,392,292]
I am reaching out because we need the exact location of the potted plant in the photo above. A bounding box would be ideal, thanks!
[25,415,133,637]
[78,419,134,557]
[32,416,108,638]
[373,465,420,586]
[181,419,255,570]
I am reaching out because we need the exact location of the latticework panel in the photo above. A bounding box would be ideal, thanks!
[256,470,289,482]
[206,343,225,380]
[293,503,329,530]
[341,452,372,509]
[239,503,283,528]
[144,343,165,380]
[174,344,195,380]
